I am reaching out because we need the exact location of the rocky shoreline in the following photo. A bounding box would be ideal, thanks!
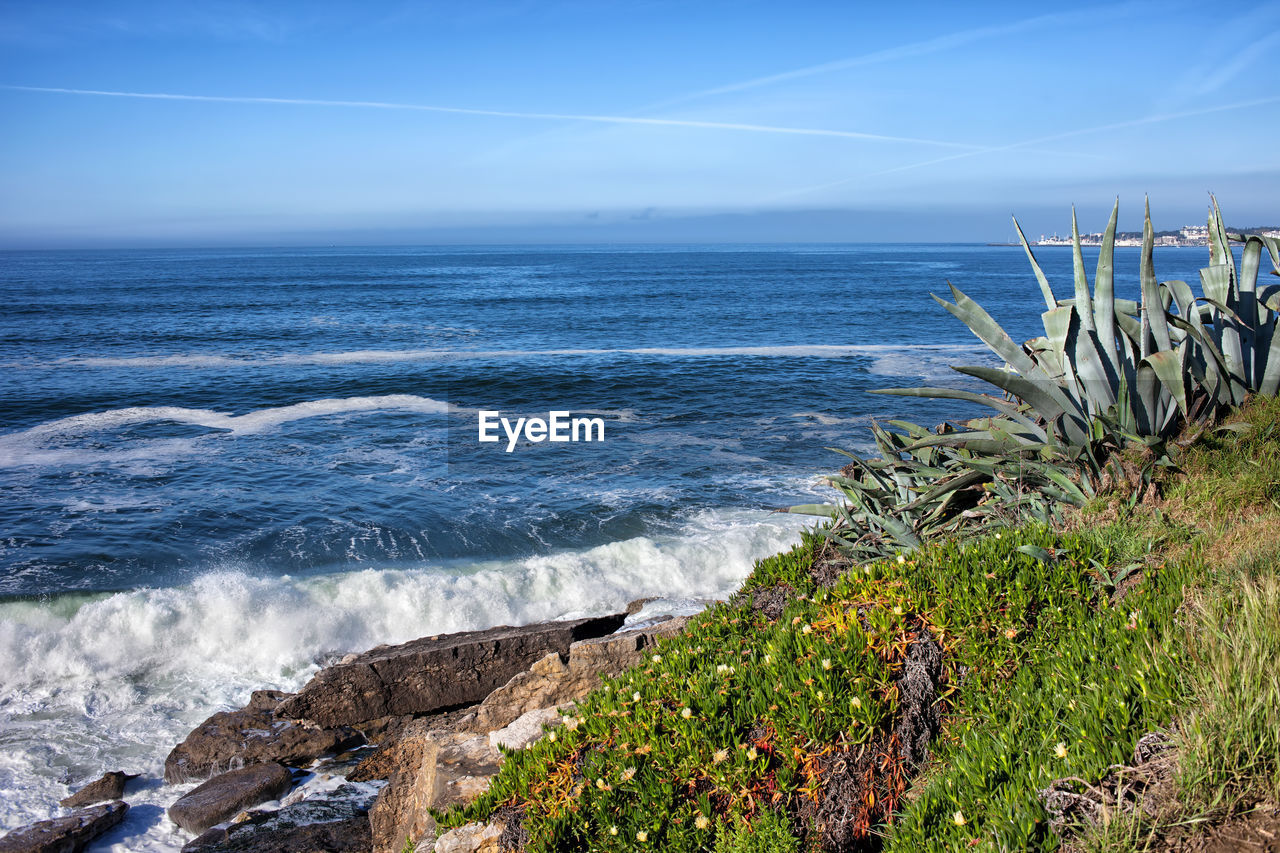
[0,604,689,853]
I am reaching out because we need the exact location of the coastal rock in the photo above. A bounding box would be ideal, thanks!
[181,816,371,853]
[469,616,687,732]
[366,724,504,853]
[59,771,137,808]
[166,690,364,784]
[434,822,503,853]
[488,706,565,752]
[168,763,294,836]
[0,800,128,853]
[278,614,626,729]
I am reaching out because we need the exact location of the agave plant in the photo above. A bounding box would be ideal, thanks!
[878,197,1280,453]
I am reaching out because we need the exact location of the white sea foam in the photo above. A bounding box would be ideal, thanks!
[0,508,807,851]
[29,343,988,370]
[0,395,450,469]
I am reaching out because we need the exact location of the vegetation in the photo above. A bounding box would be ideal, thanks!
[433,202,1280,851]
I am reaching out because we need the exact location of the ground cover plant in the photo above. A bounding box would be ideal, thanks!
[432,204,1280,851]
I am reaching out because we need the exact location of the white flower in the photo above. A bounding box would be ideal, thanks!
[632,691,641,703]
[995,532,1002,540]
[695,815,710,830]
[713,748,729,764]
[747,747,758,760]
[953,810,966,826]
[822,658,832,670]
[547,731,556,742]
[851,696,862,709]
[1055,742,1068,759]
[892,605,904,616]
[651,654,662,663]
[897,553,906,564]
[621,766,636,781]
[681,707,692,719]
[609,825,618,836]
[637,830,649,842]
[716,663,730,674]
[801,623,812,635]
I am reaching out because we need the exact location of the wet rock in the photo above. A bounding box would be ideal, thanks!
[468,617,687,732]
[278,614,626,729]
[59,771,137,808]
[168,763,294,836]
[0,801,128,853]
[181,816,371,853]
[166,690,364,784]
[180,780,377,852]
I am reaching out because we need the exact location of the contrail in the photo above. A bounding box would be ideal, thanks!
[640,1,1153,110]
[1,85,984,150]
[769,95,1280,200]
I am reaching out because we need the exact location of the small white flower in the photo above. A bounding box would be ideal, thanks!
[893,605,904,616]
[953,810,966,826]
[547,731,556,742]
[995,532,1002,540]
[897,554,906,564]
[637,830,649,842]
[747,747,758,760]
[651,654,662,663]
[801,623,812,634]
[681,707,692,719]
[716,663,730,674]
[695,815,710,830]
[1055,742,1068,759]
[851,696,862,709]
[632,691,641,702]
[822,658,832,670]
[609,825,619,837]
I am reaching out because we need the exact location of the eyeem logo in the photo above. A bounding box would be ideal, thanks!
[478,410,605,452]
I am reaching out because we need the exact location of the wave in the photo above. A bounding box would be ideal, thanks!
[0,395,450,469]
[0,508,806,848]
[25,344,989,370]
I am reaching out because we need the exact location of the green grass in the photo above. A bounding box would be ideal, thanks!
[1178,569,1280,811]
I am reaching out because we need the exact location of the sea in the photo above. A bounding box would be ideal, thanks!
[0,243,1216,850]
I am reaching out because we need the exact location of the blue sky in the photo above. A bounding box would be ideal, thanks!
[1,0,1278,246]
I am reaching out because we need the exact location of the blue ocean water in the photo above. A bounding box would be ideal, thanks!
[0,243,1216,849]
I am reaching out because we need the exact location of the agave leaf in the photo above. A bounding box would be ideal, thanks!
[1140,197,1174,353]
[869,387,1046,436]
[950,364,1081,422]
[1144,349,1190,416]
[935,285,1041,378]
[900,469,988,512]
[1093,198,1121,375]
[1070,206,1096,332]
[1239,235,1266,386]
[1014,216,1057,310]
[782,503,839,517]
[1066,322,1117,413]
[1209,196,1237,283]
[1258,322,1280,396]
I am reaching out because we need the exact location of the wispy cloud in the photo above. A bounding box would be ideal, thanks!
[1,85,985,150]
[768,95,1280,201]
[641,1,1154,110]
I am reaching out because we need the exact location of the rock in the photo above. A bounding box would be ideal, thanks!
[434,822,503,853]
[166,690,364,783]
[278,614,626,729]
[181,816,371,853]
[469,617,687,732]
[59,771,137,808]
[168,763,294,836]
[0,801,128,853]
[489,706,565,752]
[366,724,504,853]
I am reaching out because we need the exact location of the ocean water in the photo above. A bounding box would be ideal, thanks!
[0,243,1215,849]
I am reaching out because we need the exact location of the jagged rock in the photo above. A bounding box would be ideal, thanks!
[166,690,364,783]
[366,725,504,853]
[278,614,626,729]
[434,822,503,853]
[181,816,371,853]
[0,801,128,853]
[168,763,294,836]
[59,771,137,808]
[469,617,687,732]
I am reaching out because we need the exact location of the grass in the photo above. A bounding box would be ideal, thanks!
[432,398,1280,852]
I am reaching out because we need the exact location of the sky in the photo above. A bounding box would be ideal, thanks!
[1,0,1278,247]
